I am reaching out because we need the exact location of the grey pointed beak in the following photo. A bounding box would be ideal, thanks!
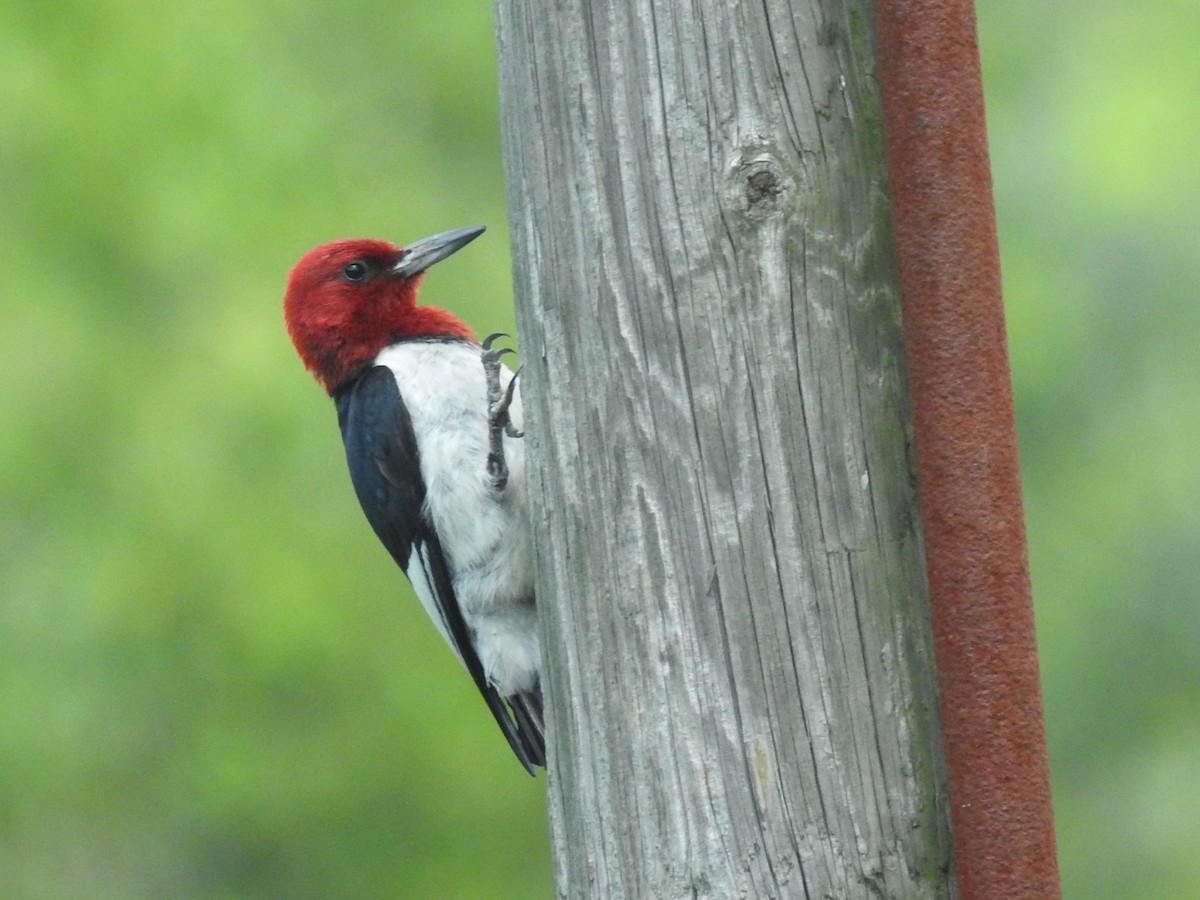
[391,225,486,277]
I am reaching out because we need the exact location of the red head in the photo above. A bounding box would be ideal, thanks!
[283,226,484,393]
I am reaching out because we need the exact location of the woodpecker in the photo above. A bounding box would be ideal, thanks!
[283,226,544,773]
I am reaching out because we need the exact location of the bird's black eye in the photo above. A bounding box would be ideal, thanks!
[340,260,373,282]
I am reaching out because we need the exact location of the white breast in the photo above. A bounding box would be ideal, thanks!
[373,340,539,695]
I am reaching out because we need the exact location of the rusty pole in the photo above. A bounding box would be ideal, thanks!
[873,2,1061,898]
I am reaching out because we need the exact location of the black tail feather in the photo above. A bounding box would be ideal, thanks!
[480,682,545,775]
[508,687,545,770]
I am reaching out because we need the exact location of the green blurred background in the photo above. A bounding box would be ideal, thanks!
[1,1,1195,897]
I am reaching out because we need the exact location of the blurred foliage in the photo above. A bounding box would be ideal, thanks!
[0,0,546,897]
[0,0,1195,897]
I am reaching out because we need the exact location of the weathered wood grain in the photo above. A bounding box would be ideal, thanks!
[494,0,957,896]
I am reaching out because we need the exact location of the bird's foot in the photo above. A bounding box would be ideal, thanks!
[482,333,524,490]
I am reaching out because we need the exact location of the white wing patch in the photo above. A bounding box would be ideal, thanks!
[405,543,464,666]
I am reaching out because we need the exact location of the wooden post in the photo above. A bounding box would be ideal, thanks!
[495,0,957,895]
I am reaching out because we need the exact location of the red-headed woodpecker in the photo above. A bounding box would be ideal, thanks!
[283,226,544,773]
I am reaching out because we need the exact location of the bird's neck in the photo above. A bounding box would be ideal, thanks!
[394,306,474,343]
[312,306,474,395]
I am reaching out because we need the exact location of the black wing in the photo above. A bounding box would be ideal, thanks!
[334,366,544,773]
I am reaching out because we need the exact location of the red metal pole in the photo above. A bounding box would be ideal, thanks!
[873,3,1061,898]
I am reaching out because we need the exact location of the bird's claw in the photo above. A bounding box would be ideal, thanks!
[482,332,514,364]
[482,333,523,490]
[499,368,524,439]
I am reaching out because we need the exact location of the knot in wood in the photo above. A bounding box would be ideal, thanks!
[729,154,793,221]
[747,169,783,207]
